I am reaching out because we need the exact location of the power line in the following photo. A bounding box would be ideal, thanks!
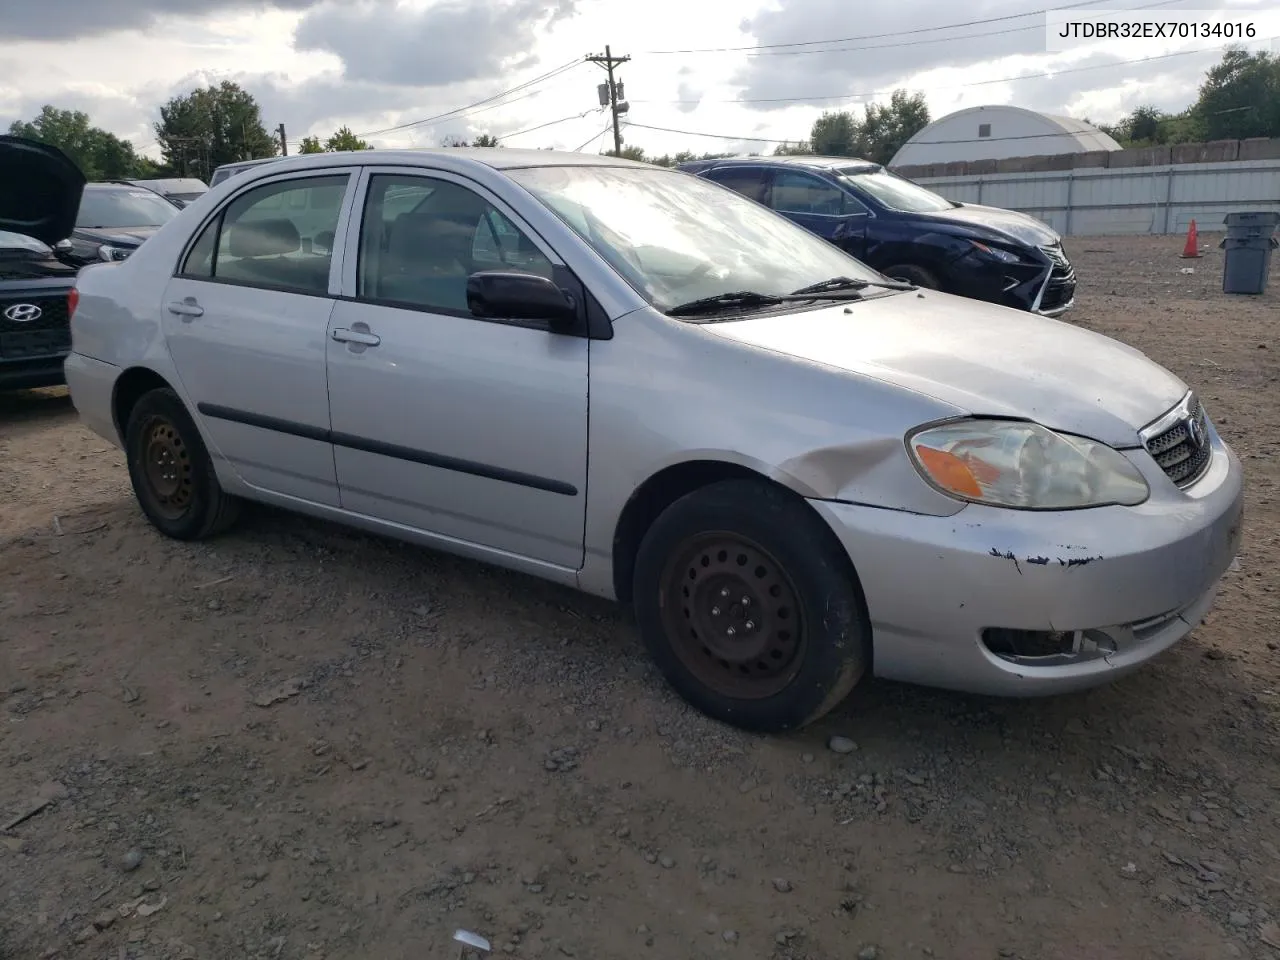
[350,58,586,139]
[658,0,1188,58]
[285,79,584,147]
[623,121,796,144]
[575,121,614,152]
[499,109,604,142]
[631,40,1268,107]
[644,0,1136,54]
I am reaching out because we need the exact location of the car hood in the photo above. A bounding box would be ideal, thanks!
[0,135,86,247]
[74,225,158,246]
[0,228,53,256]
[702,291,1185,448]
[909,202,1060,247]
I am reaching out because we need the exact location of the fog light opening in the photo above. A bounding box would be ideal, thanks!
[982,627,1117,665]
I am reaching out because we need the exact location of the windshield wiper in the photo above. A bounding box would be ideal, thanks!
[667,284,894,318]
[666,291,786,316]
[790,275,916,294]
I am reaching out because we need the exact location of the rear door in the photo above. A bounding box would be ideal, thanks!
[161,170,356,506]
[767,169,871,258]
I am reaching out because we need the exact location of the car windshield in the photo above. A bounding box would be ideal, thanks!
[76,188,181,229]
[506,164,886,313]
[839,170,955,213]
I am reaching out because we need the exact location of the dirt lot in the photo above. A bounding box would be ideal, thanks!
[1,233,1278,960]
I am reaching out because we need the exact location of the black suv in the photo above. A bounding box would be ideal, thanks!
[679,156,1075,317]
[0,136,84,390]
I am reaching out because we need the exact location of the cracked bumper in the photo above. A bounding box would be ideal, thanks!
[807,433,1244,697]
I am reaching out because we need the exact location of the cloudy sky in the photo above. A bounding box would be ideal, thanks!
[1,0,1277,161]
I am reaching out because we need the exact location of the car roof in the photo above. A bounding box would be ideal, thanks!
[218,148,653,176]
[215,156,279,171]
[689,155,883,175]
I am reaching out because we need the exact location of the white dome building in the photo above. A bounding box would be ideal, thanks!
[890,105,1122,167]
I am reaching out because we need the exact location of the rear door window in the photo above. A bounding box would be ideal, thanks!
[770,170,857,217]
[178,174,350,295]
[703,167,770,204]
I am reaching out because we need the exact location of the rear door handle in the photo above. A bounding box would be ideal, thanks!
[332,327,381,347]
[166,298,204,319]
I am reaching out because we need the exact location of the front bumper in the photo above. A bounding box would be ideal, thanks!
[808,434,1243,697]
[948,244,1076,317]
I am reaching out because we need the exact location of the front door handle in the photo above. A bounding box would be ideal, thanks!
[332,327,381,347]
[166,298,204,319]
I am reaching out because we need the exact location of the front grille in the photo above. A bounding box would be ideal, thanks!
[1041,243,1070,268]
[0,293,72,360]
[1038,244,1076,311]
[1144,395,1212,488]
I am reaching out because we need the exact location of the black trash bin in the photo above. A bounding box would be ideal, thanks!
[1221,211,1280,295]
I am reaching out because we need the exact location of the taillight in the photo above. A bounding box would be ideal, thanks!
[68,288,79,320]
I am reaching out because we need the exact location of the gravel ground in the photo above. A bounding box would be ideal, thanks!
[1,233,1278,960]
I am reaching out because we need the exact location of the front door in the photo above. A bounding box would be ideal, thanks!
[767,169,870,259]
[161,171,353,506]
[325,170,588,570]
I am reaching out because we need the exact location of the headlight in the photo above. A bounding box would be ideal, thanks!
[908,419,1149,510]
[97,244,131,262]
[969,240,1022,264]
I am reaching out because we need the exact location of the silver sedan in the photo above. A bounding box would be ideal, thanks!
[61,149,1244,732]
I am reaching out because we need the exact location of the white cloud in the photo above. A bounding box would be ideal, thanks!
[0,0,1271,165]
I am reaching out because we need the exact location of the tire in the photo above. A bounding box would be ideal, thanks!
[632,479,870,733]
[882,263,940,289]
[124,387,240,540]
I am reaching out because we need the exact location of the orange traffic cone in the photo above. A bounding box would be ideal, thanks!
[1180,219,1202,258]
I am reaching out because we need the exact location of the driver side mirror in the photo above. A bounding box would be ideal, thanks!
[466,270,579,331]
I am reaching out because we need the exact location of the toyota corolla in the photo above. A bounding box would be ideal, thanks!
[62,149,1243,732]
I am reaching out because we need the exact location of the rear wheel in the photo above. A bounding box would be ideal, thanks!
[632,479,870,732]
[124,387,240,540]
[882,263,940,289]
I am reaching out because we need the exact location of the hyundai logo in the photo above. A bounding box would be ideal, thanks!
[3,303,42,323]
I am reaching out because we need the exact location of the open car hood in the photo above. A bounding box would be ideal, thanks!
[0,135,87,247]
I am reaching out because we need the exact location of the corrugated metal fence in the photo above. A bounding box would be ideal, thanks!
[910,160,1280,237]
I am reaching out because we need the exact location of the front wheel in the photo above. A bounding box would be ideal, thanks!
[124,387,240,540]
[632,479,870,733]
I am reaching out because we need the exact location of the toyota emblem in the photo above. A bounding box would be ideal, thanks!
[3,302,42,323]
[1186,413,1204,448]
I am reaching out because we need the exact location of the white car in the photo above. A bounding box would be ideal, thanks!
[62,149,1243,732]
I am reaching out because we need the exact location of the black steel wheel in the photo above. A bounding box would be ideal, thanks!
[140,417,194,521]
[124,387,240,540]
[633,479,870,732]
[660,532,806,701]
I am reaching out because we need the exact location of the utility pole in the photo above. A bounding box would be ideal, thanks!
[587,46,630,155]
[277,123,288,156]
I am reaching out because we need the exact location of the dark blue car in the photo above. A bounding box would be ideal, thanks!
[678,155,1075,317]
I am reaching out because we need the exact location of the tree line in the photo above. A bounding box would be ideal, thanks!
[6,46,1277,183]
